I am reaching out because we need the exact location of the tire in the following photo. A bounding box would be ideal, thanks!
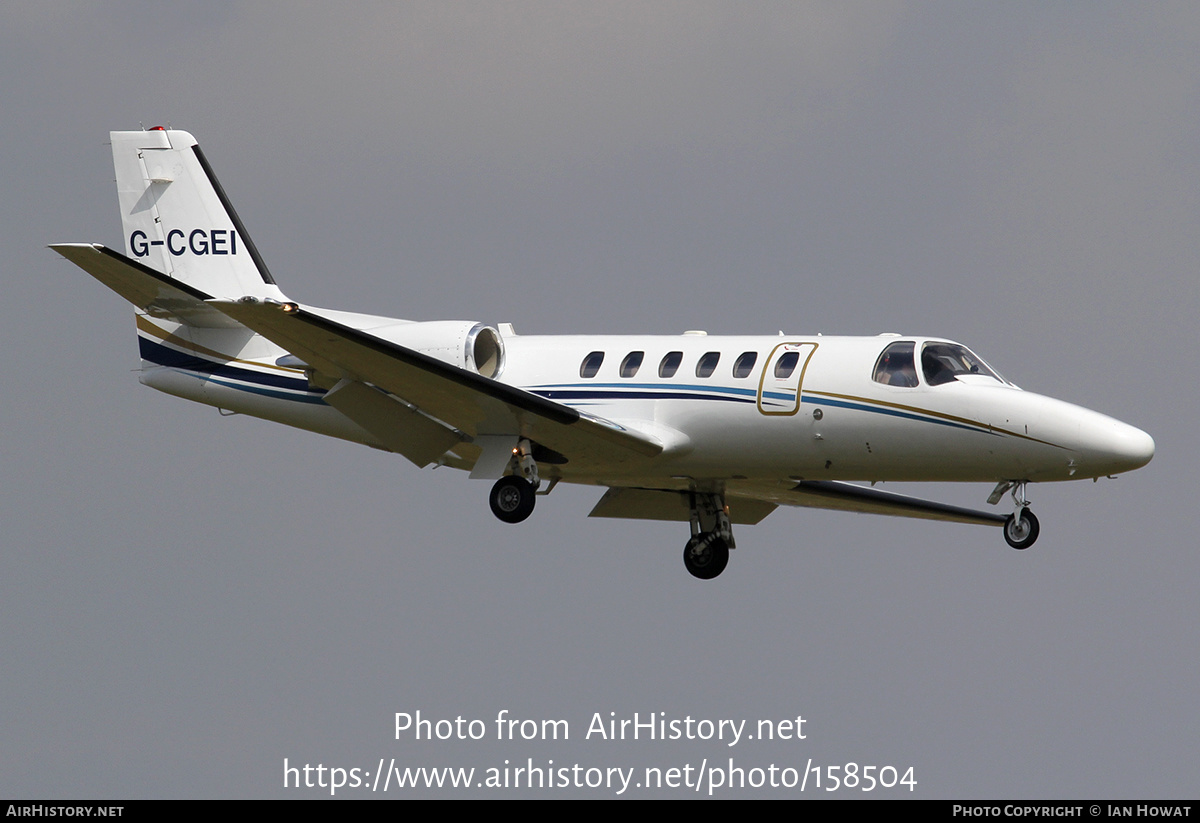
[490,476,536,524]
[1004,510,1040,550]
[683,534,730,579]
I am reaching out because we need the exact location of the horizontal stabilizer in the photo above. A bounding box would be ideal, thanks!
[50,244,243,328]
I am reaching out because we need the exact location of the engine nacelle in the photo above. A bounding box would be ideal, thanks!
[371,320,505,378]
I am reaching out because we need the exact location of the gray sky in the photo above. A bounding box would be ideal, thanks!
[3,2,1196,798]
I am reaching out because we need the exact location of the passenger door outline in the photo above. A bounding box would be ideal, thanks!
[757,342,817,416]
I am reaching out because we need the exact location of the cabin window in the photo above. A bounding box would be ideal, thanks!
[732,351,758,378]
[774,351,800,379]
[696,351,721,378]
[659,351,683,378]
[580,351,605,378]
[620,351,644,378]
[921,342,1002,386]
[873,341,918,387]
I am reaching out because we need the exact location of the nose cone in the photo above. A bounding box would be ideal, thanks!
[995,390,1154,480]
[1103,421,1155,473]
[1076,412,1155,476]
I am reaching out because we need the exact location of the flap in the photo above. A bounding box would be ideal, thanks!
[590,487,777,525]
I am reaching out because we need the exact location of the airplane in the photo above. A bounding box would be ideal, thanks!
[51,128,1155,579]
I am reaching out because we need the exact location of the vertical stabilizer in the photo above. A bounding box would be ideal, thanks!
[111,128,288,301]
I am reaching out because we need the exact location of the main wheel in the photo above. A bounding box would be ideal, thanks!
[490,476,536,524]
[1004,509,1040,550]
[683,534,729,580]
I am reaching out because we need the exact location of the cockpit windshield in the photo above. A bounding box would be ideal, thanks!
[873,341,919,387]
[874,340,1006,387]
[920,342,1003,386]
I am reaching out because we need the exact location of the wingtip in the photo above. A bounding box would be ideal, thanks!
[48,242,102,253]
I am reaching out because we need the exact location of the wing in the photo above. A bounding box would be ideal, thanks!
[588,480,1005,527]
[207,298,664,472]
[728,480,1008,527]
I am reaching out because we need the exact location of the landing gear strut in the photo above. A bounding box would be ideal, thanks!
[683,491,735,580]
[1002,481,1040,550]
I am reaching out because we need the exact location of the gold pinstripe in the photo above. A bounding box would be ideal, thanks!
[805,389,1068,450]
[135,314,304,375]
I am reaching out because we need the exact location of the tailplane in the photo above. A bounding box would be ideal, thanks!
[111,128,287,302]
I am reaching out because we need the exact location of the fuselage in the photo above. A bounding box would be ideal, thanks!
[134,313,1154,489]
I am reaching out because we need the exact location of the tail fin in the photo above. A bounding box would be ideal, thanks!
[111,128,287,302]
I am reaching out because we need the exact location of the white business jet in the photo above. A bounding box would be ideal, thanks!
[52,129,1155,579]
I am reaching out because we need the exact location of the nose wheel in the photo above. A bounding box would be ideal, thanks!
[1004,509,1039,549]
[1000,481,1039,549]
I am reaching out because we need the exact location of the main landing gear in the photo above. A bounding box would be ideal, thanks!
[1000,480,1040,550]
[490,475,536,523]
[488,438,540,524]
[683,533,729,580]
[683,492,735,580]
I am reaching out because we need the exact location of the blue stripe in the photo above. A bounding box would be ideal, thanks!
[534,382,994,436]
[531,381,772,398]
[531,389,757,404]
[529,381,795,404]
[202,375,328,404]
[139,336,326,403]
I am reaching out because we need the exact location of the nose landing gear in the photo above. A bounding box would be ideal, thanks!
[1002,481,1040,550]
